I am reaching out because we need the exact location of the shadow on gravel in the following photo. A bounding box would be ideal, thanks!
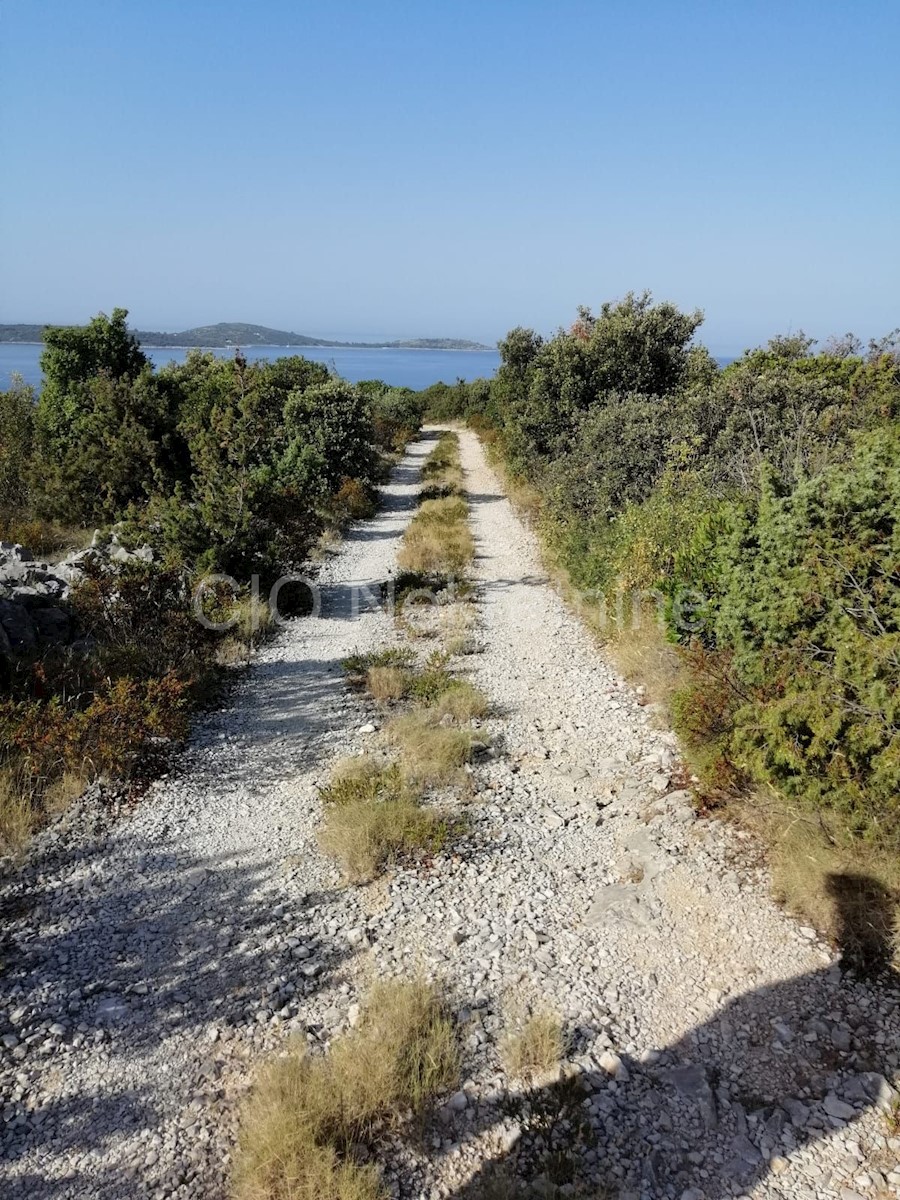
[0,835,354,1195]
[475,573,552,590]
[462,493,506,507]
[236,652,348,743]
[443,873,900,1199]
[0,432,441,1196]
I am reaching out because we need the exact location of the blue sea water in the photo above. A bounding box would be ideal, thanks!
[0,342,501,392]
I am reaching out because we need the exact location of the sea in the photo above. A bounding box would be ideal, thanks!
[0,343,501,393]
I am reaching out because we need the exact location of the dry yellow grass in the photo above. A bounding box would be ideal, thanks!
[0,769,35,857]
[216,596,274,665]
[402,433,470,568]
[366,665,409,702]
[387,708,475,787]
[319,793,448,883]
[428,681,489,723]
[420,431,464,496]
[318,759,449,882]
[439,601,478,655]
[397,497,474,576]
[0,765,91,858]
[731,795,900,972]
[43,769,90,815]
[0,516,91,561]
[605,614,685,716]
[233,978,458,1200]
[501,1011,564,1082]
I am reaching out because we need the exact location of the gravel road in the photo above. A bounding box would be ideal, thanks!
[372,430,900,1199]
[0,436,438,1199]
[1,428,898,1200]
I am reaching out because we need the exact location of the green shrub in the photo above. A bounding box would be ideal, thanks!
[342,647,416,679]
[0,380,35,519]
[706,424,900,842]
[478,298,900,864]
[365,383,425,451]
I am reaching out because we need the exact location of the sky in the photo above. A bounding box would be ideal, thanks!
[1,1,898,355]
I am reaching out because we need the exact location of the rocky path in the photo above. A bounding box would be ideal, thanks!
[1,429,898,1200]
[0,437,439,1199]
[371,430,900,1199]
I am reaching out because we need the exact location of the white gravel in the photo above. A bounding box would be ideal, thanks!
[370,430,900,1200]
[1,429,898,1200]
[0,437,436,1199]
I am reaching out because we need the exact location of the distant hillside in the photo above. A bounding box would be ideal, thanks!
[137,322,325,347]
[0,321,492,352]
[0,324,46,343]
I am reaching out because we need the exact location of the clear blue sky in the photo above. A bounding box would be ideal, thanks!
[1,0,897,354]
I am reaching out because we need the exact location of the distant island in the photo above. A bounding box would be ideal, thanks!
[0,321,492,352]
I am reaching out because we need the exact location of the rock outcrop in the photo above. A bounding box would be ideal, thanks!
[0,534,154,656]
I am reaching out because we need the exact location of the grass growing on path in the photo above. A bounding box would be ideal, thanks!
[419,429,465,499]
[386,707,476,788]
[321,427,486,883]
[397,496,474,576]
[397,433,473,577]
[318,759,450,883]
[502,1012,565,1083]
[233,978,459,1200]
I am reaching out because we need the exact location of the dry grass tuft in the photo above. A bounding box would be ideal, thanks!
[501,1011,564,1082]
[330,978,460,1118]
[233,978,458,1200]
[0,769,35,857]
[320,758,404,806]
[387,708,475,787]
[319,795,448,883]
[439,602,478,656]
[343,647,415,680]
[605,613,685,718]
[43,769,90,815]
[399,433,472,577]
[366,665,409,702]
[748,800,900,972]
[0,516,91,561]
[0,765,91,858]
[318,760,448,882]
[428,681,489,723]
[397,497,474,577]
[420,432,464,496]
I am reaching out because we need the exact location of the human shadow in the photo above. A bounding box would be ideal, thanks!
[441,873,900,1199]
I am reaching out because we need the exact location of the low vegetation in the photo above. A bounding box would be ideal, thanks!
[321,431,486,882]
[365,664,409,702]
[233,978,459,1200]
[397,496,474,576]
[397,432,474,578]
[430,296,900,948]
[502,1011,565,1083]
[386,708,476,788]
[342,647,416,678]
[418,428,465,498]
[317,760,449,883]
